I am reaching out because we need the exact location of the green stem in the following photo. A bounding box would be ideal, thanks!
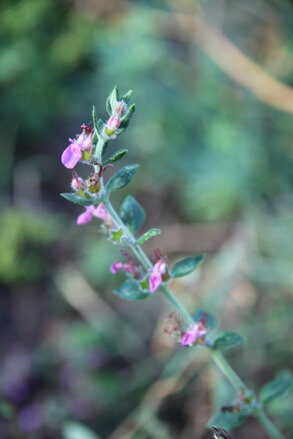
[256,409,286,439]
[211,349,245,389]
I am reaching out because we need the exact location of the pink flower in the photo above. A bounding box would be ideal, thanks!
[180,322,207,347]
[149,260,167,293]
[110,261,125,274]
[61,129,93,169]
[94,203,112,225]
[110,261,138,275]
[76,203,111,226]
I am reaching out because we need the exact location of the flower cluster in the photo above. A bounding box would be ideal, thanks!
[164,312,208,347]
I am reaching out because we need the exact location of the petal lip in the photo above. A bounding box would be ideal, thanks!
[61,143,82,169]
[76,210,93,225]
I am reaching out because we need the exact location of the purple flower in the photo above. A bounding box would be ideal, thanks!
[180,322,207,346]
[76,203,111,226]
[61,129,93,169]
[149,260,167,293]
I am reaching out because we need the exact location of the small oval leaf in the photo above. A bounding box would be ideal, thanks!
[60,193,99,206]
[103,149,128,166]
[113,280,150,301]
[136,228,161,245]
[106,164,140,192]
[212,332,245,351]
[171,255,205,278]
[119,195,145,234]
[260,375,293,405]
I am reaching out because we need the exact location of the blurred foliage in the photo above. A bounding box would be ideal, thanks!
[0,208,58,285]
[0,0,292,438]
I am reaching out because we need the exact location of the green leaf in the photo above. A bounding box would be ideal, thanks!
[60,193,99,206]
[92,106,104,138]
[121,89,133,104]
[103,149,128,166]
[193,309,217,330]
[109,228,124,244]
[106,86,118,115]
[260,375,293,405]
[113,280,150,301]
[106,164,140,192]
[62,421,101,439]
[212,332,245,351]
[119,195,145,234]
[92,105,98,131]
[120,103,136,128]
[171,255,205,278]
[136,228,161,245]
[208,410,249,430]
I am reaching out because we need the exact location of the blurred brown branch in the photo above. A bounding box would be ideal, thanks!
[159,3,293,114]
[83,0,293,114]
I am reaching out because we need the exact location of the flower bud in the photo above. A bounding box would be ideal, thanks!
[71,171,85,191]
[86,174,100,194]
[104,101,127,137]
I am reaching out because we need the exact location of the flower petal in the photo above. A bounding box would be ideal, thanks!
[76,209,93,225]
[149,270,162,293]
[110,261,124,274]
[93,203,111,224]
[61,143,82,169]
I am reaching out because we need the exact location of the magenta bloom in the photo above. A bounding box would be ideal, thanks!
[110,261,137,275]
[61,129,93,169]
[180,323,207,347]
[149,260,167,293]
[76,203,111,226]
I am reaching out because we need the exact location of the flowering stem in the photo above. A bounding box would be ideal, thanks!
[101,195,286,439]
[90,131,286,439]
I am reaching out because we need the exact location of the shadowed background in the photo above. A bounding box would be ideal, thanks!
[0,0,292,438]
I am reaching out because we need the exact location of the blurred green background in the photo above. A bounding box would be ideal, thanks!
[0,0,292,438]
